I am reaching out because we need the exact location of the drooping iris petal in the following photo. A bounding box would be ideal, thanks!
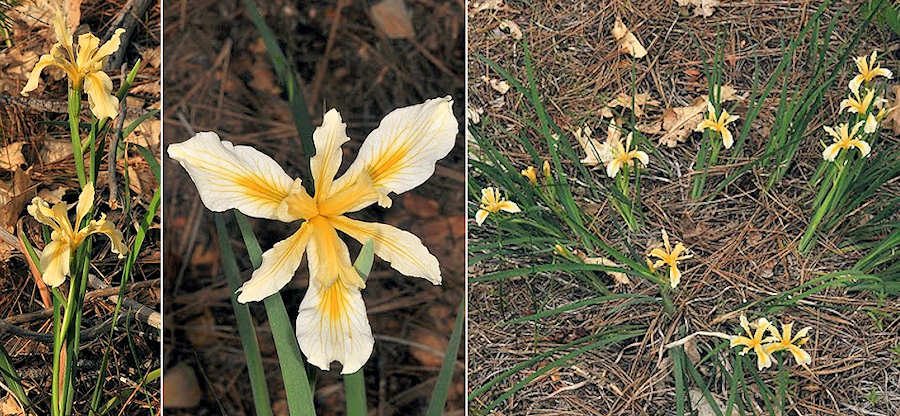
[295,278,374,374]
[331,216,441,285]
[83,215,127,257]
[21,54,61,95]
[39,240,71,288]
[311,109,349,197]
[237,222,313,303]
[331,97,457,209]
[92,28,127,64]
[27,197,64,232]
[167,132,312,221]
[84,70,119,120]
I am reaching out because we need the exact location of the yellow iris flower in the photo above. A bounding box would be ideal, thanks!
[839,88,885,134]
[647,229,690,288]
[168,97,457,374]
[822,121,869,162]
[697,101,739,149]
[730,314,774,370]
[21,9,125,120]
[605,132,649,178]
[27,183,127,288]
[764,322,812,366]
[475,187,520,225]
[542,160,551,179]
[848,51,893,95]
[521,166,537,185]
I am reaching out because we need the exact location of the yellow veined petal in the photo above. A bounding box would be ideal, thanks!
[167,132,310,221]
[475,209,489,225]
[787,345,811,365]
[75,32,101,70]
[864,113,878,134]
[51,8,72,53]
[92,28,126,64]
[851,139,871,157]
[38,239,71,288]
[849,74,864,95]
[823,125,840,141]
[481,187,499,206]
[822,143,841,161]
[696,119,717,132]
[237,222,313,303]
[855,54,869,75]
[521,166,537,185]
[871,67,892,80]
[671,242,686,258]
[668,264,681,288]
[792,326,812,342]
[726,113,739,124]
[84,71,119,120]
[605,159,622,178]
[306,217,361,289]
[21,54,63,96]
[739,314,751,336]
[648,247,668,260]
[331,97,457,204]
[27,197,64,233]
[315,171,385,216]
[849,120,864,138]
[75,182,95,229]
[721,127,734,149]
[82,215,127,258]
[754,344,773,370]
[295,277,374,374]
[730,335,753,348]
[542,160,551,178]
[330,216,441,285]
[839,97,853,113]
[311,109,350,198]
[498,200,520,213]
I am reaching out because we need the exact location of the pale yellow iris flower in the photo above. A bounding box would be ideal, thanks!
[21,10,125,120]
[697,101,739,149]
[475,187,520,225]
[168,97,457,374]
[822,121,869,161]
[764,322,812,366]
[848,51,893,95]
[605,131,648,179]
[730,314,774,370]
[647,229,690,288]
[839,88,887,134]
[27,183,127,288]
[521,166,537,185]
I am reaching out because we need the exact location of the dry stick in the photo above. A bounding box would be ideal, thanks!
[0,94,148,118]
[107,65,129,209]
[2,279,159,325]
[103,0,154,71]
[308,0,348,108]
[87,275,161,330]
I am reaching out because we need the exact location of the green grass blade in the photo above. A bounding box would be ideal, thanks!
[0,343,30,409]
[425,300,464,416]
[213,214,274,416]
[343,241,375,415]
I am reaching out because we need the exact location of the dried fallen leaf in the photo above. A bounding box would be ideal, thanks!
[602,92,660,118]
[38,186,68,204]
[499,20,523,40]
[575,124,615,168]
[654,86,742,147]
[689,389,738,416]
[612,18,647,59]
[0,394,24,416]
[480,75,510,94]
[0,142,25,171]
[370,0,415,39]
[887,85,900,135]
[472,0,505,13]
[676,0,720,17]
[580,252,630,284]
[40,140,74,163]
[466,105,483,124]
[0,169,31,228]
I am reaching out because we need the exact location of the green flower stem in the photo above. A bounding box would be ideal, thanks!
[798,160,845,253]
[67,87,86,187]
[343,370,366,416]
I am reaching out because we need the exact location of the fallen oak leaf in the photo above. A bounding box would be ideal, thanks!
[654,86,742,147]
[480,75,511,94]
[498,19,523,40]
[579,252,631,284]
[612,18,647,59]
[602,92,660,118]
[0,142,25,171]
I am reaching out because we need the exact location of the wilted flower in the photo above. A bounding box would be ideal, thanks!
[27,183,127,287]
[521,166,537,185]
[475,187,520,225]
[21,9,125,120]
[168,97,457,374]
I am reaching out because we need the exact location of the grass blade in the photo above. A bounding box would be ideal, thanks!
[425,300,464,416]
